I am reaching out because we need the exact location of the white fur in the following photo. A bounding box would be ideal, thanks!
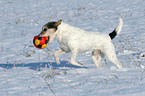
[115,18,123,34]
[53,18,123,69]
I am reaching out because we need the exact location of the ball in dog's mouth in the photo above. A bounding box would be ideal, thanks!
[33,36,50,49]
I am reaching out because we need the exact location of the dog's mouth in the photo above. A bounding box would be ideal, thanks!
[47,36,50,43]
[44,36,50,44]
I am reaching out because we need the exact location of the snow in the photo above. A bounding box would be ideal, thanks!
[0,0,145,96]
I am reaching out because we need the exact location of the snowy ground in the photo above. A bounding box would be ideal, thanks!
[0,0,145,96]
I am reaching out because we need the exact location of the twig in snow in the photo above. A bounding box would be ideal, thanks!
[107,76,118,84]
[112,74,118,79]
[38,71,56,96]
[141,69,145,81]
[43,79,56,96]
[61,80,76,89]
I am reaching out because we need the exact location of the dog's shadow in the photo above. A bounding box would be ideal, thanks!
[0,61,88,71]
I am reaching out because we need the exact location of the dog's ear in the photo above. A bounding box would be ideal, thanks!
[55,19,62,26]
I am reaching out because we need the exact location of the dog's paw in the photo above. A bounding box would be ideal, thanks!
[56,59,60,65]
[78,62,83,67]
[56,61,60,65]
[70,61,83,67]
[55,57,60,65]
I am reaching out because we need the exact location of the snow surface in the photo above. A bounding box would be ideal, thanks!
[0,0,145,96]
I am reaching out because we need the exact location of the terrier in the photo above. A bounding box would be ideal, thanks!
[38,18,123,69]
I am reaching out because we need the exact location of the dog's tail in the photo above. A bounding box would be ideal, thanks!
[109,18,123,40]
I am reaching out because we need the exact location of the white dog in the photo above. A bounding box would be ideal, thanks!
[38,18,123,69]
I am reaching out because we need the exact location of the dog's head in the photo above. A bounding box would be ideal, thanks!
[38,20,62,43]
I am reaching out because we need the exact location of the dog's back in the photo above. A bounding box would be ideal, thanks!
[56,23,111,53]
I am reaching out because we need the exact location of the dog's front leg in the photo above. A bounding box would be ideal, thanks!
[70,49,83,67]
[54,50,66,64]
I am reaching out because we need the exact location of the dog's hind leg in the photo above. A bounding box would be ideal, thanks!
[54,50,66,64]
[103,44,122,69]
[92,50,102,68]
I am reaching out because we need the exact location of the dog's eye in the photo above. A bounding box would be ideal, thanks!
[43,28,47,31]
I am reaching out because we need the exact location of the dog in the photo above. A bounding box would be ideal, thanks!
[38,18,123,69]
